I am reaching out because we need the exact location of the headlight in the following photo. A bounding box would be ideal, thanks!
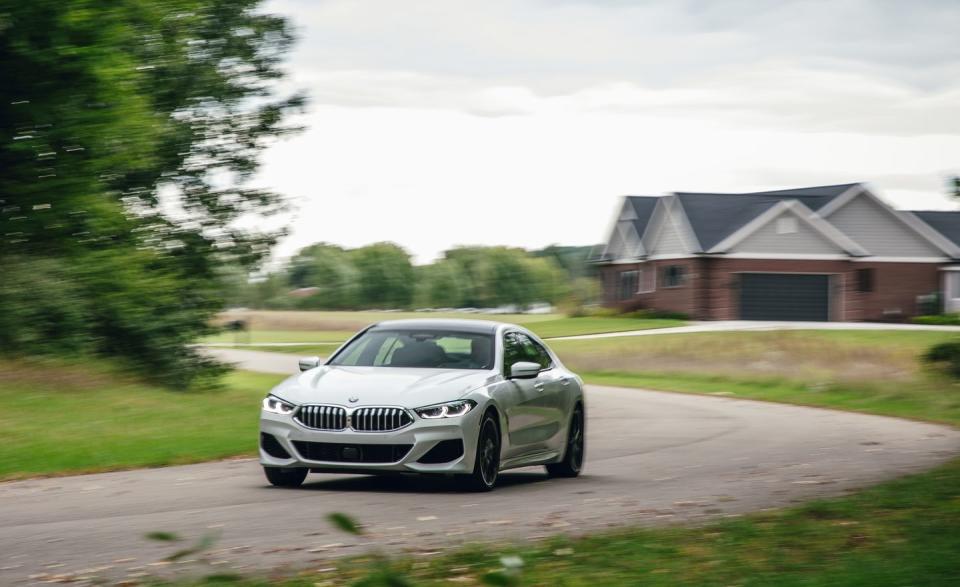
[415,400,476,419]
[262,395,296,415]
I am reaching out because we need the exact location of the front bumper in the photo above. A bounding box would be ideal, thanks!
[259,407,480,474]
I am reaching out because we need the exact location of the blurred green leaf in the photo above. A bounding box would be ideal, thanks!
[328,512,364,535]
[480,571,516,586]
[163,532,220,562]
[144,531,180,542]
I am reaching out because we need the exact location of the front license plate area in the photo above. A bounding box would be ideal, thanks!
[341,445,363,462]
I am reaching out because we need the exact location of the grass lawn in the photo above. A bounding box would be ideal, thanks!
[581,371,960,427]
[238,344,337,355]
[201,313,685,349]
[201,329,354,345]
[214,309,564,332]
[526,316,684,338]
[552,329,959,388]
[548,329,960,426]
[0,360,284,480]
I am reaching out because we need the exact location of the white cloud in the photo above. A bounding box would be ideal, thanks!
[255,0,960,263]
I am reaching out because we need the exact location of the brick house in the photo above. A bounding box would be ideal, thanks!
[593,183,960,321]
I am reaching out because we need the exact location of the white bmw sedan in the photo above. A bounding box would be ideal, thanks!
[259,319,585,491]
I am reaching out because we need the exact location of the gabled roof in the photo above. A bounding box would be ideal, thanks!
[625,195,659,239]
[675,184,861,250]
[742,183,861,210]
[597,182,960,264]
[708,199,869,256]
[674,193,781,251]
[911,211,960,247]
[592,195,659,262]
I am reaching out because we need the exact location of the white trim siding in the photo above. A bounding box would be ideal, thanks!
[852,256,950,263]
[720,253,850,260]
[817,186,960,258]
[944,271,960,313]
[709,201,868,256]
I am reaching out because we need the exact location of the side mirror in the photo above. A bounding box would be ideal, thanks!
[298,356,322,372]
[509,361,541,379]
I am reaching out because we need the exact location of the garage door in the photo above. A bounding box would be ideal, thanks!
[739,273,830,321]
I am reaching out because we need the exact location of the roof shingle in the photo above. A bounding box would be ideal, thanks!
[674,183,861,250]
[911,210,960,247]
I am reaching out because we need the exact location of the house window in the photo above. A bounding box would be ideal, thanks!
[661,265,686,288]
[638,268,656,293]
[948,273,960,301]
[618,271,638,300]
[857,268,874,293]
[776,217,798,234]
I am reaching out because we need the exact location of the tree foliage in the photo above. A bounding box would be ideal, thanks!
[245,242,582,311]
[288,243,359,309]
[351,242,416,308]
[0,0,302,386]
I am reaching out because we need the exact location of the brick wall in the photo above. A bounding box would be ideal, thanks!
[600,259,700,317]
[849,262,940,321]
[600,258,944,321]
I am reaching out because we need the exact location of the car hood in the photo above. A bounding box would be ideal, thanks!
[269,366,498,407]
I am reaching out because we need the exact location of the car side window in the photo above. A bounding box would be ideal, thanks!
[502,332,525,375]
[530,339,553,369]
[517,333,552,370]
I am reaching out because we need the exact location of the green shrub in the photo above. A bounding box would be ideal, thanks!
[923,340,960,377]
[620,309,689,321]
[912,314,960,325]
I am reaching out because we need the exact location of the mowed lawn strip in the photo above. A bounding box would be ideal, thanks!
[0,361,284,480]
[550,329,960,427]
[526,316,685,338]
[200,330,355,344]
[213,309,564,334]
[200,315,686,349]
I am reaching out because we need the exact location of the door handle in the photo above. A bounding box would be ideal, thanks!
[559,377,571,386]
[534,382,545,392]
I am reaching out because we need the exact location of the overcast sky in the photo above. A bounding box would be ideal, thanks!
[256,0,960,264]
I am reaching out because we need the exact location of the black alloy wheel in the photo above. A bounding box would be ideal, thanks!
[461,412,501,491]
[263,466,308,487]
[547,404,584,478]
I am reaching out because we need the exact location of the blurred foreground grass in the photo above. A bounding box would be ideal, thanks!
[191,459,960,586]
[0,360,283,480]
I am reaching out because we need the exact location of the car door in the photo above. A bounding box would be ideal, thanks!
[520,334,568,452]
[499,331,564,459]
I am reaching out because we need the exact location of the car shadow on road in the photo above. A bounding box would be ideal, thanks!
[293,471,551,493]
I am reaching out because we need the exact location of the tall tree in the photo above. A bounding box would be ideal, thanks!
[351,243,415,308]
[287,243,359,309]
[0,0,303,386]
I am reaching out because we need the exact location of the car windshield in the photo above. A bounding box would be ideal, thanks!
[329,329,495,370]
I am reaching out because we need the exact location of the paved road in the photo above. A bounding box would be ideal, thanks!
[2,352,959,584]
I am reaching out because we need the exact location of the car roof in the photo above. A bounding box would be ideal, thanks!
[371,318,505,334]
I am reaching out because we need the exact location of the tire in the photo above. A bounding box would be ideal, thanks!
[547,404,584,478]
[263,466,308,487]
[459,411,501,492]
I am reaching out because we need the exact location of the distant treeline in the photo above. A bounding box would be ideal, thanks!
[223,243,600,311]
